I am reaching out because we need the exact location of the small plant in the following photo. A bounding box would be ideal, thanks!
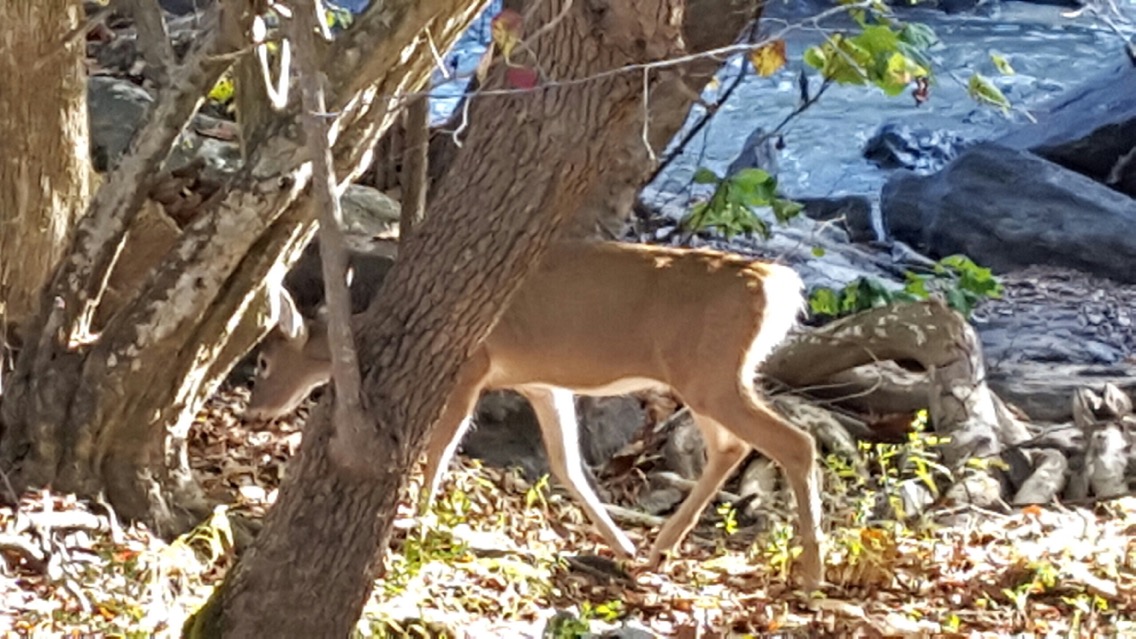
[804,14,935,98]
[750,520,800,581]
[715,501,740,536]
[682,168,803,239]
[809,254,1003,321]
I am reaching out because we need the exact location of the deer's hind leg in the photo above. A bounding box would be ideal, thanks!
[647,413,750,566]
[687,382,823,590]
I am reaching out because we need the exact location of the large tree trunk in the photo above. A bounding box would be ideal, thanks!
[389,0,761,237]
[0,0,89,337]
[194,0,711,635]
[0,0,481,534]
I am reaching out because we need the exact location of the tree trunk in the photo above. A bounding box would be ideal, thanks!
[0,0,89,337]
[419,0,762,238]
[196,0,701,635]
[0,0,481,535]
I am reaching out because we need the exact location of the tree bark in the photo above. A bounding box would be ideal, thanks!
[0,0,483,535]
[197,0,702,634]
[424,0,763,238]
[0,0,90,336]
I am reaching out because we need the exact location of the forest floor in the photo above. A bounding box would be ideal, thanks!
[1,388,1135,638]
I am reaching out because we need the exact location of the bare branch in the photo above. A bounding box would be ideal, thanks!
[291,0,372,473]
[114,0,176,88]
[51,2,249,341]
[400,96,431,234]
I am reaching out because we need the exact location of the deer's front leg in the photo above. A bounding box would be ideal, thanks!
[516,386,637,558]
[417,352,490,514]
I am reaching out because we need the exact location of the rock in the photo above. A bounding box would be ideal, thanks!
[577,397,647,467]
[283,244,396,318]
[88,76,152,172]
[725,127,780,178]
[662,412,704,480]
[636,485,684,516]
[465,392,549,479]
[882,143,1136,284]
[863,123,971,174]
[975,266,1136,421]
[984,363,1136,423]
[798,195,876,243]
[160,0,213,14]
[340,184,402,236]
[88,76,242,181]
[999,60,1136,198]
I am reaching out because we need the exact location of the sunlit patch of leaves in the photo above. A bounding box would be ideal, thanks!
[803,5,936,98]
[4,393,1136,636]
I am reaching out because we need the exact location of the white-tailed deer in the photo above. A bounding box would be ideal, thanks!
[246,241,823,588]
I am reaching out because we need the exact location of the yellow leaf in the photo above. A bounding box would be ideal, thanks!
[749,40,787,77]
[990,52,1015,76]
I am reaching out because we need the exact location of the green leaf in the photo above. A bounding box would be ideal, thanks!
[803,46,827,72]
[809,287,840,316]
[771,197,804,223]
[945,287,969,314]
[730,167,773,190]
[811,246,826,258]
[967,73,1012,111]
[693,167,721,185]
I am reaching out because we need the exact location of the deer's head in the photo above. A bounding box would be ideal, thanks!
[243,287,333,422]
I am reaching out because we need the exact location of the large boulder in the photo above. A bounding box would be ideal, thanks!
[881,142,1136,284]
[998,60,1136,198]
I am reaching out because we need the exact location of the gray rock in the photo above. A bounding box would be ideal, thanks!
[88,76,242,181]
[726,127,780,178]
[88,76,152,172]
[999,61,1136,198]
[798,195,876,243]
[976,266,1136,421]
[863,122,971,174]
[465,392,643,479]
[882,143,1136,284]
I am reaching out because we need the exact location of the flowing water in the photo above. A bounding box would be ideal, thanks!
[420,0,1133,234]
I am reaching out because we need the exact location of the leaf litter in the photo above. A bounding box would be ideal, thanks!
[0,386,1134,637]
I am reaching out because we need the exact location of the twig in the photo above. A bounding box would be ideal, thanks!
[652,471,744,503]
[291,0,373,475]
[400,95,430,235]
[603,503,665,528]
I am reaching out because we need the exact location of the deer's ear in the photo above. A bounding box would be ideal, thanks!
[269,285,308,343]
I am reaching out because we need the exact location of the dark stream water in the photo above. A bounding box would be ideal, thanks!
[418,0,1133,237]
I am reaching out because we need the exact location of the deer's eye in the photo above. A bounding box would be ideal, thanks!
[257,353,270,377]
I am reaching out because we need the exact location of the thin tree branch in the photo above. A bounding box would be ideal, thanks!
[291,0,373,475]
[115,0,176,89]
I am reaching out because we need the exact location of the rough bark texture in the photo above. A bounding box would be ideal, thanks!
[0,0,481,536]
[199,1,699,635]
[421,0,762,238]
[400,96,430,234]
[0,0,90,335]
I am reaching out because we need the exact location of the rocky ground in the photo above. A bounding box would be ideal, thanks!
[977,266,1136,423]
